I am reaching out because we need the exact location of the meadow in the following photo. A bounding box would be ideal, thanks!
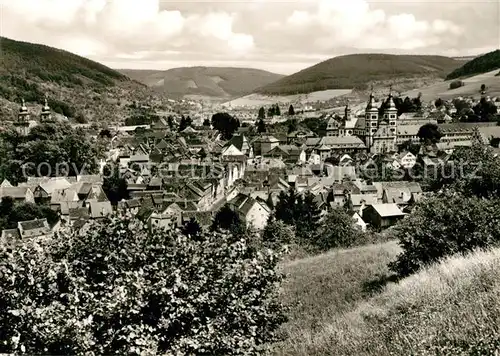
[222,89,352,108]
[275,241,500,355]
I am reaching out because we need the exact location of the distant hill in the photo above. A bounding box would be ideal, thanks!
[120,67,284,99]
[0,36,147,123]
[446,50,500,80]
[256,54,462,95]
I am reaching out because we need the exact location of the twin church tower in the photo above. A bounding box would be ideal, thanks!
[15,97,54,135]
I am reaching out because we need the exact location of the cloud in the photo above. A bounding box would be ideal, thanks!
[1,0,255,56]
[0,0,497,74]
[278,0,463,51]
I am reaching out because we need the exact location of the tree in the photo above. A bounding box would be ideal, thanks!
[295,192,322,243]
[178,115,192,132]
[316,208,363,251]
[257,119,266,133]
[273,189,321,247]
[481,83,486,92]
[99,129,112,139]
[0,123,99,183]
[288,104,295,116]
[167,116,175,130]
[389,193,500,277]
[211,204,246,237]
[267,106,275,118]
[418,123,442,145]
[0,216,285,354]
[202,118,210,127]
[182,217,202,239]
[102,164,129,206]
[449,80,464,90]
[473,97,498,122]
[211,113,240,140]
[287,119,298,134]
[435,98,444,108]
[258,107,266,120]
[274,104,281,116]
[0,198,59,231]
[262,217,295,248]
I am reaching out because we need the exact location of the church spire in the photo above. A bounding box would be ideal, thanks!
[40,95,53,123]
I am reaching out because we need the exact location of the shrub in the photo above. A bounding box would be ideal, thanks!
[0,216,285,355]
[449,80,464,90]
[316,208,366,251]
[389,193,500,277]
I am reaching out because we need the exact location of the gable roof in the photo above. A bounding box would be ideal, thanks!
[370,203,405,217]
[0,186,31,199]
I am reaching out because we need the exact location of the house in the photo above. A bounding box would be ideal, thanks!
[382,187,421,209]
[18,219,52,239]
[352,212,367,232]
[265,145,307,164]
[145,202,184,232]
[347,194,378,213]
[89,201,113,219]
[31,178,73,202]
[0,186,35,204]
[392,151,417,169]
[68,207,91,230]
[229,193,271,230]
[224,134,253,157]
[362,203,405,229]
[254,135,280,156]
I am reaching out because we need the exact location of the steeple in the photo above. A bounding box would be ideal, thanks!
[344,98,351,117]
[15,98,30,135]
[385,85,397,111]
[366,92,378,112]
[18,99,29,121]
[40,95,53,123]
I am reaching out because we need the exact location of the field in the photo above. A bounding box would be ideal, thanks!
[222,89,352,108]
[403,69,500,102]
[276,241,500,355]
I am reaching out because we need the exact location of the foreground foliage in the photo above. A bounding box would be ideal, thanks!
[0,217,285,355]
[390,193,500,277]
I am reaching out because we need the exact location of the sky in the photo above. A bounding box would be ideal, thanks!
[1,0,499,75]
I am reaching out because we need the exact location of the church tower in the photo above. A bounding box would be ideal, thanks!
[365,92,379,149]
[14,99,30,136]
[340,99,352,136]
[40,96,54,123]
[384,87,398,137]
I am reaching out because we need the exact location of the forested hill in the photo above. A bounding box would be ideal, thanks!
[256,54,462,95]
[446,50,500,80]
[0,36,146,124]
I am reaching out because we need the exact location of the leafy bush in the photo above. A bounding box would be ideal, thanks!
[316,208,366,251]
[449,80,464,90]
[0,216,285,355]
[389,193,500,277]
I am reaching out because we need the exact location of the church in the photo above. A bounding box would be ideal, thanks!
[327,90,399,154]
[14,97,55,135]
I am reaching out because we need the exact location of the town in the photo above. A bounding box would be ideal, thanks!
[1,86,499,240]
[1,0,500,353]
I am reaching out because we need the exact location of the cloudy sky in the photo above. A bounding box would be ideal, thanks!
[1,0,499,74]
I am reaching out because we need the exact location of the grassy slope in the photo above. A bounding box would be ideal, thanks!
[277,243,500,356]
[403,69,500,101]
[0,36,146,123]
[446,50,500,80]
[257,54,461,95]
[121,67,284,98]
[276,241,401,354]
